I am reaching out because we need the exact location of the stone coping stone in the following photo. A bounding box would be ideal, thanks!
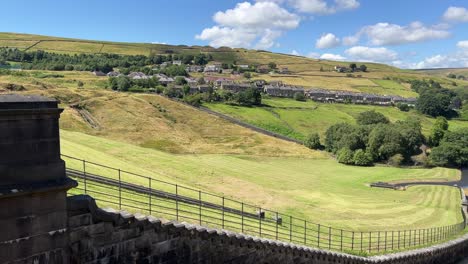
[0,94,57,109]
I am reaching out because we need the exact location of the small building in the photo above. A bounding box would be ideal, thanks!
[92,70,106,76]
[107,71,120,77]
[221,83,252,93]
[238,64,249,69]
[222,69,234,74]
[256,65,270,74]
[128,72,148,79]
[204,64,222,73]
[334,66,348,73]
[198,85,212,93]
[160,62,172,68]
[278,67,290,74]
[173,60,182,66]
[186,65,204,72]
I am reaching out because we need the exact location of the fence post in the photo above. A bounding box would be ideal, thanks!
[352,231,355,251]
[289,216,292,242]
[259,207,262,236]
[276,212,279,240]
[377,231,380,252]
[340,229,343,251]
[241,203,244,233]
[369,232,372,253]
[360,232,363,252]
[198,191,202,225]
[403,230,406,248]
[304,220,307,245]
[83,160,87,194]
[328,227,331,250]
[175,184,179,221]
[318,224,321,248]
[385,231,387,251]
[222,197,225,229]
[148,178,152,215]
[118,169,121,210]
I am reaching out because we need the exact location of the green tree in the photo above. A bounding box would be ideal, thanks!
[175,76,187,85]
[429,117,449,147]
[349,63,357,72]
[116,76,131,91]
[304,133,322,150]
[293,92,306,101]
[268,62,277,70]
[359,64,367,72]
[325,123,364,153]
[243,72,252,79]
[430,128,468,167]
[367,124,403,161]
[337,148,354,165]
[416,92,452,117]
[77,81,84,88]
[353,149,373,166]
[396,103,410,112]
[356,110,390,126]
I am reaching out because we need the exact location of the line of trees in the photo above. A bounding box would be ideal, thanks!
[412,80,462,118]
[0,48,212,74]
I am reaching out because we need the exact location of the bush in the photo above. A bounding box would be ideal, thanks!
[353,149,373,166]
[396,103,410,112]
[304,133,322,150]
[294,92,306,101]
[388,154,404,167]
[184,94,203,107]
[337,148,354,165]
[356,110,389,125]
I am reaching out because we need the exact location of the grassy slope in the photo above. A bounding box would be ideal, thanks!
[205,98,468,141]
[2,32,467,97]
[0,71,316,156]
[61,129,462,231]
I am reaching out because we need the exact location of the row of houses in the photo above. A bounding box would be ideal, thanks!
[262,85,416,105]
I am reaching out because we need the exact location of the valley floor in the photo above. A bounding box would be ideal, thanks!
[61,130,463,231]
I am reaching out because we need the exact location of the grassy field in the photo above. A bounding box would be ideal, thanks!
[205,98,468,141]
[1,32,467,97]
[61,129,462,232]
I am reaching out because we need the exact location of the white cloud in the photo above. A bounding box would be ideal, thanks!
[457,40,468,49]
[307,52,321,58]
[345,46,398,62]
[320,53,346,61]
[289,0,360,14]
[316,33,340,49]
[443,6,468,23]
[196,26,257,48]
[291,50,300,55]
[357,22,450,46]
[196,2,300,49]
[342,35,359,46]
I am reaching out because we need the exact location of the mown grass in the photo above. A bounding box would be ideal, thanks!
[61,130,462,231]
[205,98,468,141]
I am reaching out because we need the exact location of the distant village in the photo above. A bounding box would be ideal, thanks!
[94,61,417,106]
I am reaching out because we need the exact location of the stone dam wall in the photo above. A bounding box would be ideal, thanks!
[6,194,468,264]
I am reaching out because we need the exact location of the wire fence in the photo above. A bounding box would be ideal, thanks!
[62,154,466,253]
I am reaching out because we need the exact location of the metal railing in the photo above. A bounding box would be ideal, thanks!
[62,154,466,253]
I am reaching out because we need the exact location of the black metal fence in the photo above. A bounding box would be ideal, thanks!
[62,154,466,253]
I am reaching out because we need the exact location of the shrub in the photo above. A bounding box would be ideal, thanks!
[184,94,203,107]
[388,154,404,167]
[353,149,373,166]
[337,148,354,165]
[304,133,322,150]
[396,103,410,112]
[293,92,306,101]
[356,110,389,126]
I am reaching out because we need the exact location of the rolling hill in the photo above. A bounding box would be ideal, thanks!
[1,32,467,97]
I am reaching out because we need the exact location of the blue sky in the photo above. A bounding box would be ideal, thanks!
[2,0,468,68]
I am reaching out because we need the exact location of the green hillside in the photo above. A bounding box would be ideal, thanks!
[205,98,468,141]
[2,32,467,97]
